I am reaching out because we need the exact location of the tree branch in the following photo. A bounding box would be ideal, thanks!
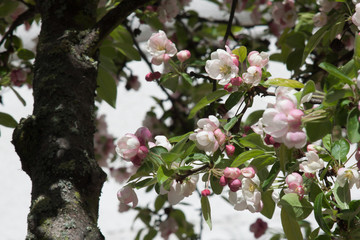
[0,7,36,47]
[90,0,155,53]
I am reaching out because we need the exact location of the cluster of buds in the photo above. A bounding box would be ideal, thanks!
[220,167,256,192]
[145,71,162,82]
[116,127,152,166]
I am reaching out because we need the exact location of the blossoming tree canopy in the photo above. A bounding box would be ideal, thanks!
[2,0,360,239]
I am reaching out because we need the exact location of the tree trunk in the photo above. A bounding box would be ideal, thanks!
[12,0,107,239]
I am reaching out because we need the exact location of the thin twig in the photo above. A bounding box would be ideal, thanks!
[223,0,238,44]
[0,7,36,47]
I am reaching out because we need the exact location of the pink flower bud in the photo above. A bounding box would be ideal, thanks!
[152,71,162,79]
[230,77,242,86]
[219,176,228,186]
[214,128,226,146]
[304,172,315,179]
[135,127,152,146]
[145,72,153,82]
[225,144,235,156]
[224,83,233,92]
[228,178,242,192]
[224,167,241,179]
[201,189,211,197]
[250,218,268,239]
[286,172,303,186]
[241,167,256,178]
[163,54,171,63]
[231,56,239,67]
[307,144,317,153]
[117,186,138,207]
[137,146,149,159]
[177,50,191,62]
[131,155,143,166]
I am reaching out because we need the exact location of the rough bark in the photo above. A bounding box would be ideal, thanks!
[12,0,106,239]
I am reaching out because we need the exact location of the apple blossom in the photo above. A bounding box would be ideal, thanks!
[299,151,324,175]
[247,51,269,68]
[284,172,304,198]
[164,175,199,205]
[272,0,297,30]
[205,49,239,85]
[317,0,337,13]
[313,12,327,27]
[189,115,226,153]
[159,217,178,240]
[116,133,140,160]
[157,0,179,23]
[241,167,256,178]
[242,66,262,86]
[177,50,191,62]
[152,135,172,151]
[352,3,360,30]
[10,69,27,87]
[229,175,263,212]
[147,30,177,65]
[336,168,360,189]
[117,186,138,211]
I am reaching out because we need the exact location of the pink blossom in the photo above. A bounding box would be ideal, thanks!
[159,217,178,240]
[224,167,241,179]
[286,172,303,186]
[117,186,138,209]
[10,69,27,86]
[147,30,177,65]
[272,0,297,30]
[241,167,256,178]
[189,115,225,153]
[231,76,242,86]
[135,127,152,146]
[284,173,304,198]
[205,49,239,85]
[229,178,242,192]
[313,12,327,27]
[250,218,268,239]
[242,66,262,86]
[247,51,269,68]
[219,176,228,186]
[225,144,235,156]
[177,50,191,62]
[116,133,141,160]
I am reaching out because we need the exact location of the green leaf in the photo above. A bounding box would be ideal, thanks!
[243,110,264,127]
[309,181,323,203]
[134,177,157,189]
[181,73,193,85]
[314,193,331,235]
[157,166,169,184]
[331,138,350,162]
[279,193,313,220]
[286,48,304,71]
[168,132,191,143]
[17,48,35,60]
[347,108,360,143]
[97,64,117,108]
[0,112,17,128]
[10,86,26,106]
[324,89,353,104]
[223,116,239,131]
[305,119,332,142]
[301,80,315,102]
[201,196,212,230]
[264,78,304,88]
[281,208,303,240]
[154,195,166,212]
[231,149,265,167]
[319,62,354,86]
[144,228,157,240]
[238,133,273,151]
[161,152,180,165]
[188,90,227,119]
[302,25,328,64]
[210,175,223,195]
[322,134,332,152]
[115,43,141,61]
[225,91,242,110]
[250,154,276,171]
[333,181,350,209]
[262,161,280,191]
[184,153,210,164]
[232,46,247,63]
[261,190,275,219]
